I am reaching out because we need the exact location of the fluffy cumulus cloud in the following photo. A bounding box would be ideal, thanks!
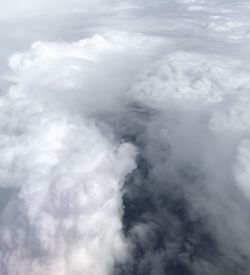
[0,33,141,275]
[1,1,250,275]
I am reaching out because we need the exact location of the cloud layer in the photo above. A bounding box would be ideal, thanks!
[1,1,250,275]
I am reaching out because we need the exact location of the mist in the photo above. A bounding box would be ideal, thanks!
[1,1,250,275]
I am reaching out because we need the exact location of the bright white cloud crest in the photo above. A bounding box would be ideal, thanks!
[0,33,140,275]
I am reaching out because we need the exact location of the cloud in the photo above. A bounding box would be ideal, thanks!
[110,48,250,274]
[1,1,250,275]
[0,33,142,275]
[0,0,118,19]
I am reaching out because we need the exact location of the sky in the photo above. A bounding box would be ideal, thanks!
[1,1,250,275]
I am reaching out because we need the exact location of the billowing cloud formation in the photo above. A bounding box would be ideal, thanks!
[1,1,250,275]
[0,33,143,275]
[120,51,250,274]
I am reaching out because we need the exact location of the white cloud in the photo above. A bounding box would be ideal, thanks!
[0,33,142,275]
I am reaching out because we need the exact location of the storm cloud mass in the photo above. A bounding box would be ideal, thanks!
[1,1,250,275]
